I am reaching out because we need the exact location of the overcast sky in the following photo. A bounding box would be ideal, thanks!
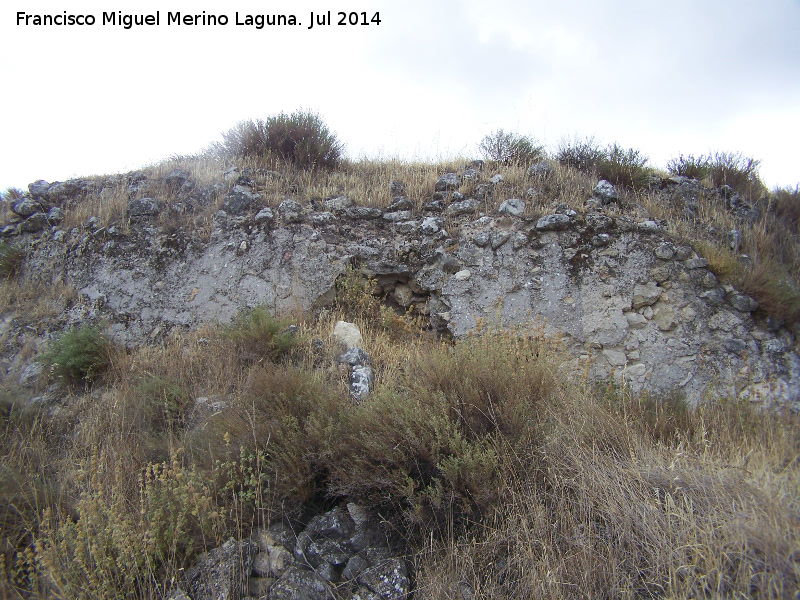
[3,0,799,191]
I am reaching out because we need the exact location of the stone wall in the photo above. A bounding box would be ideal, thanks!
[10,175,800,411]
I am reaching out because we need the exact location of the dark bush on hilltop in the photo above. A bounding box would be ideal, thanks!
[556,137,650,189]
[667,151,765,199]
[217,110,343,170]
[479,129,545,165]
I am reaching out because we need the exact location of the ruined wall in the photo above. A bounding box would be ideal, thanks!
[13,185,800,411]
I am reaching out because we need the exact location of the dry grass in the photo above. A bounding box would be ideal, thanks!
[413,385,800,600]
[1,304,797,598]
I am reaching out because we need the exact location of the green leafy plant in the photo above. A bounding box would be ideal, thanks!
[218,110,344,169]
[479,129,545,165]
[40,324,114,383]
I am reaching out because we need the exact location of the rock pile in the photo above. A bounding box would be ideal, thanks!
[170,505,409,600]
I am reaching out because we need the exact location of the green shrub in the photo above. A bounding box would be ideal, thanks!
[40,325,113,383]
[479,129,545,165]
[325,388,502,526]
[221,305,297,363]
[218,110,343,170]
[193,363,342,511]
[0,242,24,279]
[324,328,557,525]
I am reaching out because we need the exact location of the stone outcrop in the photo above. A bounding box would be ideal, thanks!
[4,167,799,411]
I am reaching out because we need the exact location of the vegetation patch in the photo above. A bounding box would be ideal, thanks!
[220,305,298,364]
[0,242,24,279]
[667,151,766,199]
[556,137,650,189]
[40,324,115,384]
[478,129,545,166]
[215,109,343,170]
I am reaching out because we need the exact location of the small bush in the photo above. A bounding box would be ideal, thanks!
[218,110,343,170]
[707,151,764,197]
[221,306,297,363]
[771,185,800,233]
[557,138,649,188]
[479,129,545,165]
[2,188,25,200]
[667,151,765,199]
[193,363,342,511]
[555,136,605,174]
[326,389,502,526]
[597,143,650,189]
[35,450,222,600]
[665,153,711,180]
[739,260,800,325]
[0,242,24,279]
[135,375,191,430]
[40,324,114,383]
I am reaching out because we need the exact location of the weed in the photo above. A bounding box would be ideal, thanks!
[555,138,650,189]
[35,448,222,600]
[0,242,24,279]
[135,374,191,429]
[556,136,606,174]
[667,151,766,200]
[694,240,744,280]
[666,153,711,180]
[772,184,800,233]
[40,324,115,384]
[478,129,545,166]
[2,188,26,202]
[598,142,650,189]
[739,259,800,324]
[221,305,297,364]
